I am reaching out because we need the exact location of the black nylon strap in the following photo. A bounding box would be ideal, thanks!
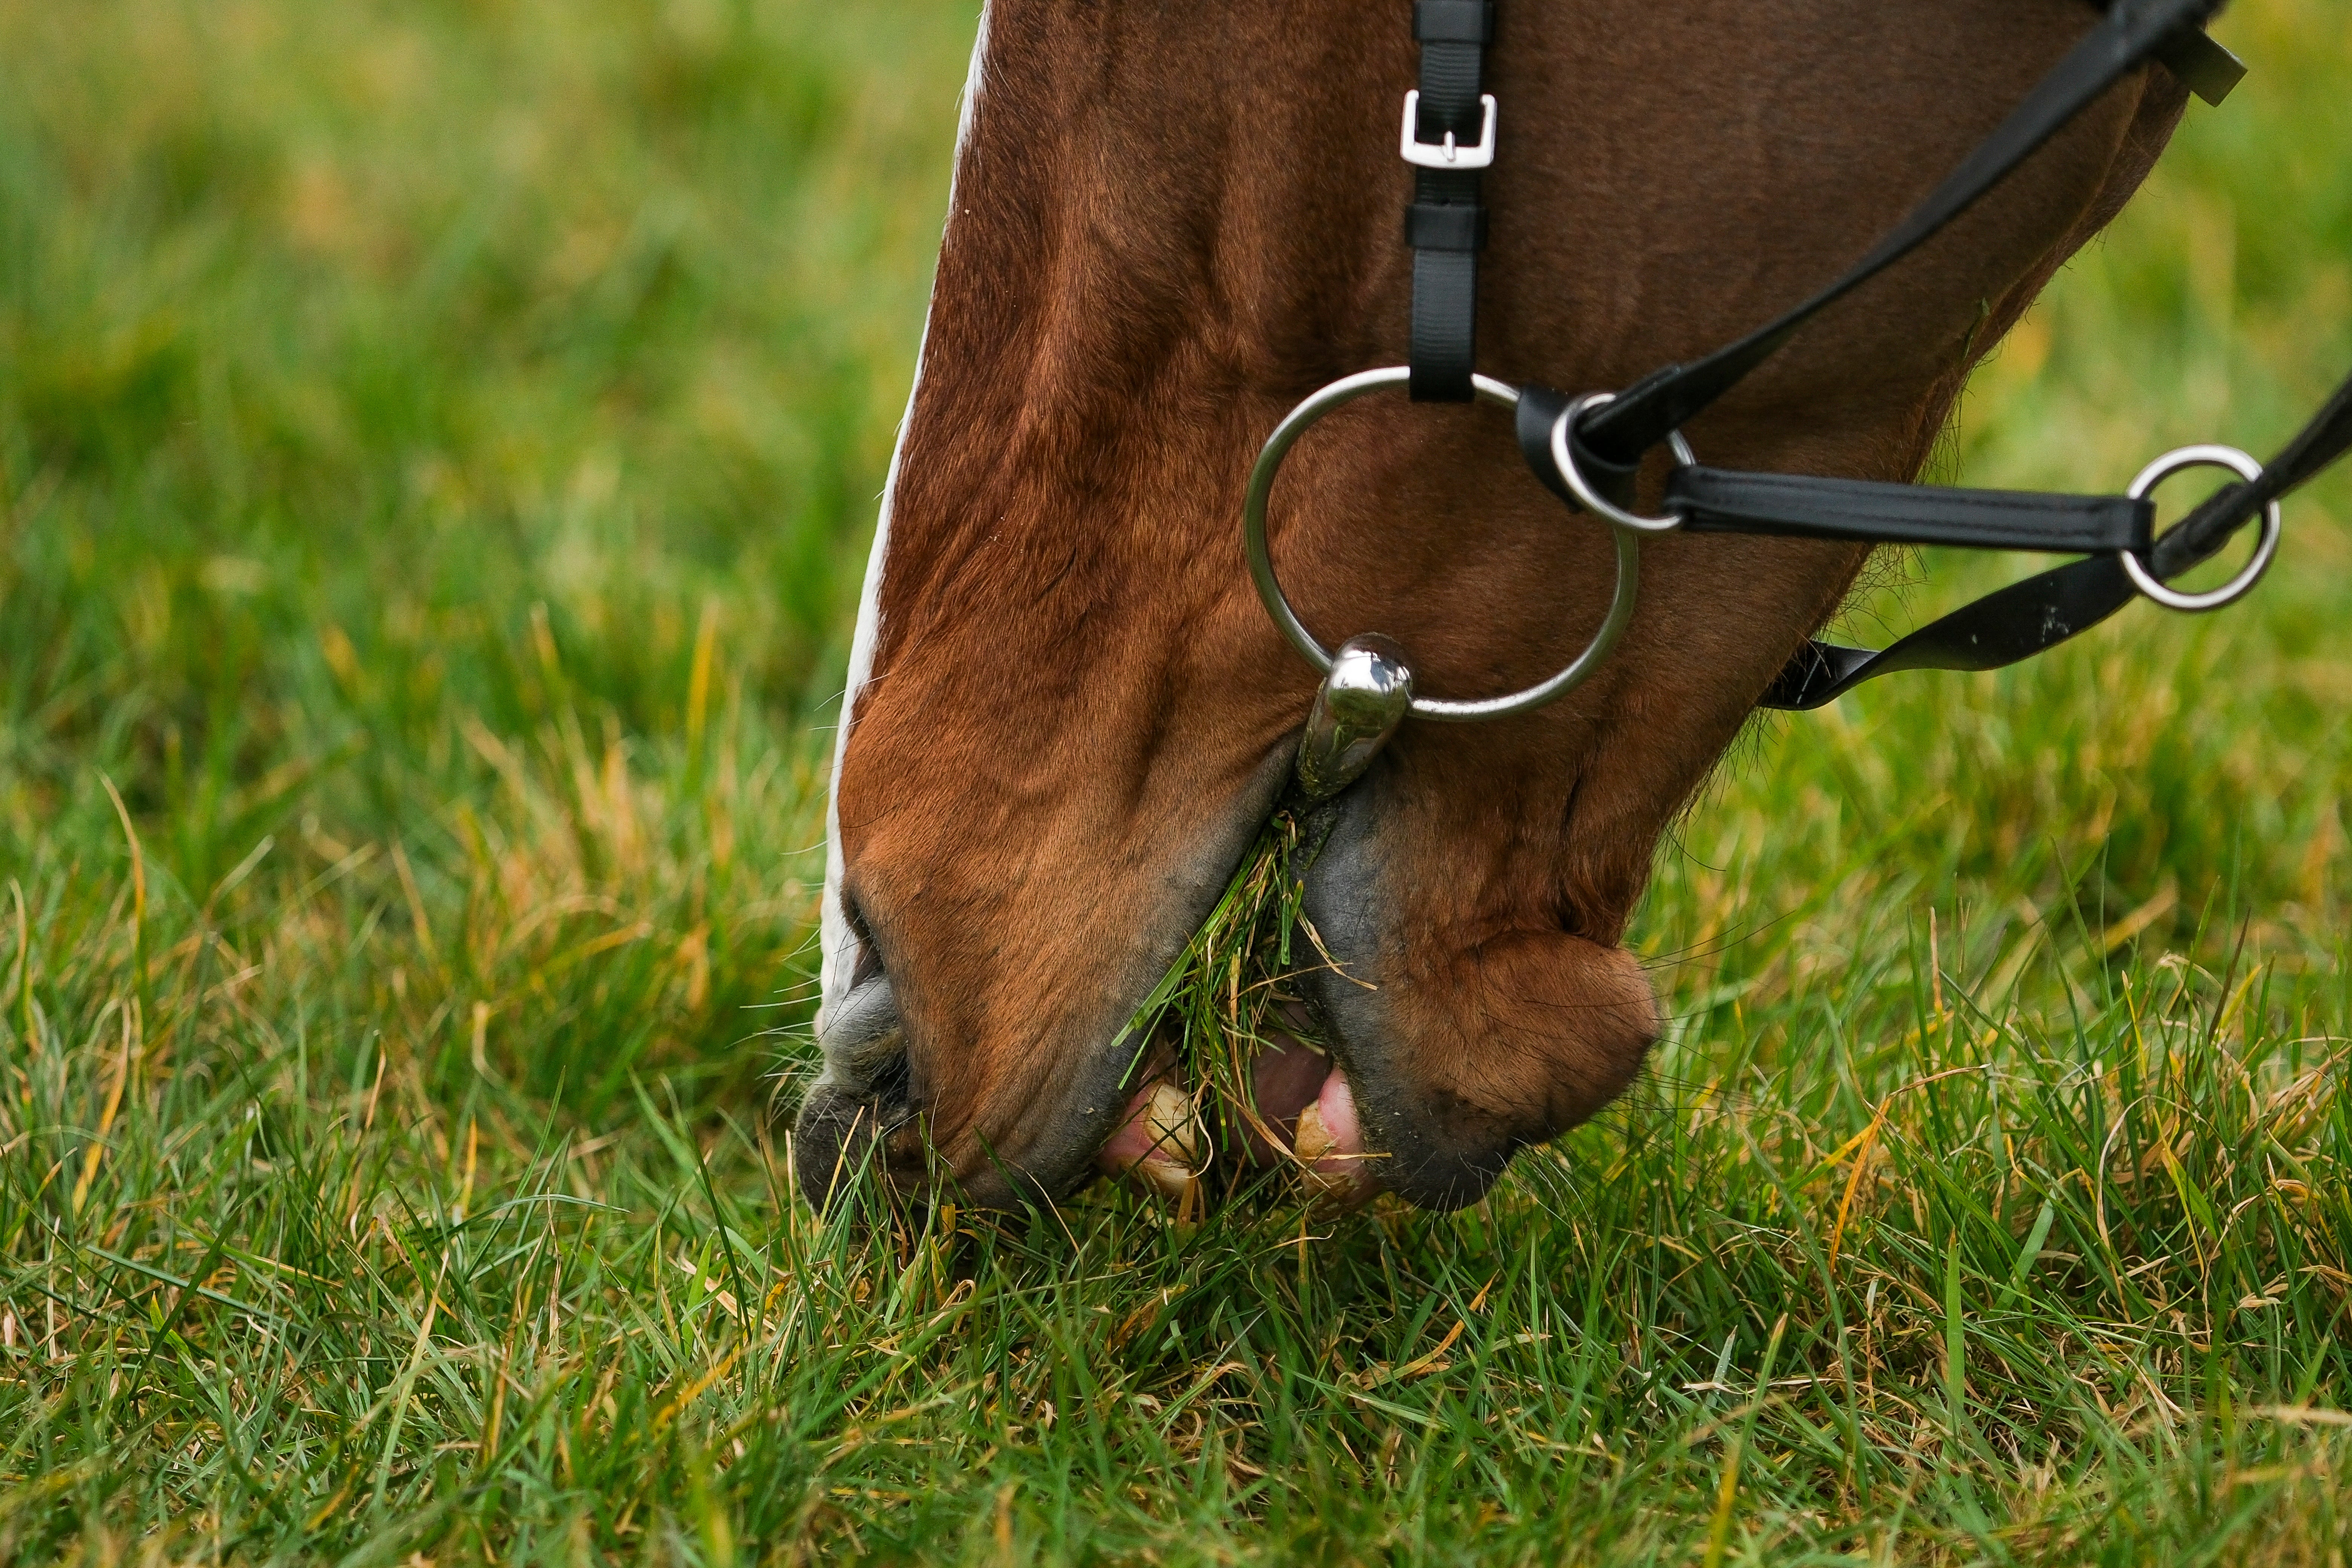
[1406,0,1493,402]
[1759,361,2352,710]
[1406,202,1487,250]
[1413,0,1491,44]
[1570,0,2225,471]
[1410,248,1479,397]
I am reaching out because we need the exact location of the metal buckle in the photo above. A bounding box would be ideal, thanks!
[2119,443,2283,613]
[1399,92,1498,169]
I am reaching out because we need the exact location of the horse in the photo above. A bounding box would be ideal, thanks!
[795,0,2205,1212]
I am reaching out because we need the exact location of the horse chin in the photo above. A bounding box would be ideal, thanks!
[1089,764,1655,1215]
[1291,778,1661,1211]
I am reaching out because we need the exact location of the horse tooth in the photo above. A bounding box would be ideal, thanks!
[1294,1101,1337,1165]
[1110,1082,1202,1204]
[1293,1099,1370,1202]
[1135,1157,1198,1202]
[1143,1081,1201,1167]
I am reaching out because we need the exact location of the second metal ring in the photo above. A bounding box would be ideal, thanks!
[2119,443,2283,613]
[1548,391,1700,534]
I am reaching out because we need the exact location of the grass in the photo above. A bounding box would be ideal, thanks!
[0,0,2347,1560]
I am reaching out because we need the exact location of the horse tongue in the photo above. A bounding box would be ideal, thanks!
[1237,1039,1375,1201]
[1248,1037,1329,1130]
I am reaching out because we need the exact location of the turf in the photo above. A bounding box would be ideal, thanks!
[1,0,2347,1561]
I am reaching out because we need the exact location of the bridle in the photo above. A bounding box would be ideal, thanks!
[1246,0,2352,801]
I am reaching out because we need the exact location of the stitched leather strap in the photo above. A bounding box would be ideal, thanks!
[1406,0,1493,402]
[1669,467,2152,554]
[1514,386,2157,555]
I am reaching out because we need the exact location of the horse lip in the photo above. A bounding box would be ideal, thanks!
[805,746,1302,1210]
[796,964,1155,1209]
[963,1029,1159,1207]
[951,745,1300,1204]
[1293,790,1519,1211]
[782,942,1152,1209]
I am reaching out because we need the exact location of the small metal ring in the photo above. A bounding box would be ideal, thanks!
[2118,443,2282,613]
[1547,391,1699,535]
[1242,366,1642,723]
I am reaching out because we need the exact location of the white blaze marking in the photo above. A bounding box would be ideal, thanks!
[818,0,994,1037]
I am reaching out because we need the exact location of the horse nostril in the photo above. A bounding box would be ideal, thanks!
[792,975,917,1210]
[819,975,906,1090]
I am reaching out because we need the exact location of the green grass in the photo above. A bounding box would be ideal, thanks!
[2,0,2349,1560]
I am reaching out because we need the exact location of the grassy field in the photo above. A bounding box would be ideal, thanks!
[2,0,2349,1560]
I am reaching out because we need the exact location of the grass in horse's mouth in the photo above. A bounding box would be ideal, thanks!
[1107,805,1356,1205]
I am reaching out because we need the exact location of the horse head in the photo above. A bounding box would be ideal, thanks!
[798,0,2189,1210]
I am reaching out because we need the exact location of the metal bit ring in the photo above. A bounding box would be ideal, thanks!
[1547,390,1699,534]
[1242,366,1641,723]
[2119,443,2283,613]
